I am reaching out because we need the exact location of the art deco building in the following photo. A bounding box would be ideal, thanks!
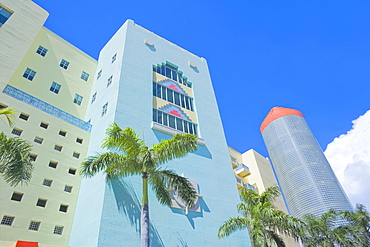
[260,107,353,218]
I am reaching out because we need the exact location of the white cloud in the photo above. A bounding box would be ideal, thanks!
[324,110,370,210]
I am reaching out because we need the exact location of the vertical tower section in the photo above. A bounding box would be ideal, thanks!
[70,20,249,246]
[260,107,352,219]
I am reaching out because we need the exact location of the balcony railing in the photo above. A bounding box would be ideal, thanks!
[244,183,256,191]
[235,163,251,177]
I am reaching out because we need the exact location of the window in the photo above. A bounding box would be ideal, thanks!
[11,128,22,136]
[153,109,198,135]
[152,82,194,111]
[1,216,14,226]
[101,103,108,117]
[50,82,61,94]
[59,204,68,213]
[54,226,64,235]
[29,153,37,161]
[36,198,47,207]
[36,46,48,57]
[54,145,63,152]
[11,192,23,202]
[28,221,40,231]
[42,179,52,187]
[68,168,76,175]
[153,63,192,88]
[73,152,80,159]
[112,53,117,63]
[81,71,89,81]
[34,136,43,144]
[97,69,102,79]
[73,94,83,105]
[64,185,73,193]
[19,113,29,121]
[107,75,113,87]
[49,161,58,169]
[60,59,69,69]
[59,130,67,137]
[91,92,97,104]
[0,6,12,27]
[40,122,49,129]
[23,68,36,81]
[76,137,83,144]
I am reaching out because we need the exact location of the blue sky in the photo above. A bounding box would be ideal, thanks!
[32,0,370,207]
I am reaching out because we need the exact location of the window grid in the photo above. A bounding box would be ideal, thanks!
[101,103,108,117]
[36,46,48,56]
[107,75,113,87]
[73,94,83,105]
[23,68,36,81]
[81,71,89,81]
[34,136,43,144]
[153,109,198,135]
[64,185,73,193]
[153,64,192,88]
[11,128,22,136]
[28,221,40,231]
[42,179,52,187]
[153,82,194,111]
[19,113,29,121]
[1,216,14,226]
[50,82,61,94]
[54,226,64,235]
[60,59,69,69]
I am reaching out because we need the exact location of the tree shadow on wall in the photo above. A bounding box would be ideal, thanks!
[110,179,165,247]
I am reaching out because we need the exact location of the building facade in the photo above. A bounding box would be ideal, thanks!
[260,107,353,219]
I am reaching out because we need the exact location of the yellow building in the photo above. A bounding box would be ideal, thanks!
[0,0,97,246]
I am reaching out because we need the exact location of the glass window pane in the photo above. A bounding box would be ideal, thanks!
[153,82,157,97]
[176,118,183,131]
[156,67,160,73]
[167,88,173,103]
[193,124,197,135]
[153,109,157,122]
[169,115,176,129]
[185,97,190,110]
[188,123,193,134]
[189,98,194,111]
[174,92,180,106]
[157,111,162,124]
[180,95,186,108]
[183,121,189,133]
[163,113,168,126]
[165,67,171,78]
[161,86,167,100]
[160,65,165,76]
[156,84,161,98]
[172,70,177,81]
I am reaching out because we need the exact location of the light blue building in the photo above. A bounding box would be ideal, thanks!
[69,20,250,247]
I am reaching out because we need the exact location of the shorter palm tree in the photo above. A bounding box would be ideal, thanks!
[81,122,198,247]
[340,204,370,246]
[301,209,364,247]
[218,185,303,247]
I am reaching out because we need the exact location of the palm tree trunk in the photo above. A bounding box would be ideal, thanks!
[141,172,150,247]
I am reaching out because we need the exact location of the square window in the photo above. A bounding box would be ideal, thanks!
[23,68,36,81]
[42,179,52,187]
[50,82,61,94]
[29,153,37,161]
[97,69,102,79]
[68,168,76,175]
[73,94,83,105]
[0,6,13,26]
[54,145,63,152]
[91,92,97,104]
[107,75,113,87]
[11,192,23,202]
[112,53,117,63]
[0,103,8,109]
[101,103,108,117]
[72,152,80,159]
[59,130,67,137]
[1,216,14,226]
[36,198,47,207]
[36,46,48,57]
[64,185,73,193]
[81,71,89,81]
[11,128,22,136]
[49,161,58,168]
[59,204,68,213]
[34,136,43,144]
[28,221,40,231]
[40,122,49,129]
[76,137,83,144]
[54,226,64,235]
[60,59,69,69]
[19,113,29,121]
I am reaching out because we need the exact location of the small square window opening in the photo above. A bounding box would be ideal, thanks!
[11,128,22,136]
[23,68,36,81]
[59,130,67,137]
[76,138,83,144]
[101,103,108,117]
[11,192,23,202]
[54,226,64,235]
[28,221,40,231]
[73,152,80,159]
[54,145,63,152]
[112,53,117,63]
[40,122,49,129]
[97,69,102,79]
[36,46,48,56]
[49,161,58,169]
[36,198,47,207]
[60,59,69,69]
[64,185,73,193]
[81,71,89,81]
[1,216,15,226]
[91,92,97,104]
[42,179,52,187]
[34,136,43,144]
[29,153,37,161]
[68,168,76,175]
[50,82,61,94]
[59,204,68,213]
[107,75,113,87]
[73,94,83,105]
[19,113,29,121]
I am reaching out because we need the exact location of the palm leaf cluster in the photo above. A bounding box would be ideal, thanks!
[0,107,16,126]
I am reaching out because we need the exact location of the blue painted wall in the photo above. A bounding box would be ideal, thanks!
[70,20,250,247]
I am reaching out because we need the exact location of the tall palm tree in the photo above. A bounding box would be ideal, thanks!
[340,204,370,246]
[81,122,198,247]
[0,107,34,187]
[218,185,303,247]
[301,209,364,247]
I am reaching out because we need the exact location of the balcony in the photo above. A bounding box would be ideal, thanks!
[244,183,256,191]
[235,163,251,177]
[235,177,243,189]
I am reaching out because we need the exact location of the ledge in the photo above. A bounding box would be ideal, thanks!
[151,122,205,145]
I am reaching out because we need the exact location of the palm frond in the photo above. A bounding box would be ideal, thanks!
[266,229,286,247]
[0,108,16,127]
[151,133,197,165]
[102,123,144,157]
[148,170,171,206]
[218,217,250,238]
[0,132,33,186]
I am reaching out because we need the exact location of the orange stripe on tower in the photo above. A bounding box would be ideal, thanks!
[260,107,304,133]
[16,241,38,247]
